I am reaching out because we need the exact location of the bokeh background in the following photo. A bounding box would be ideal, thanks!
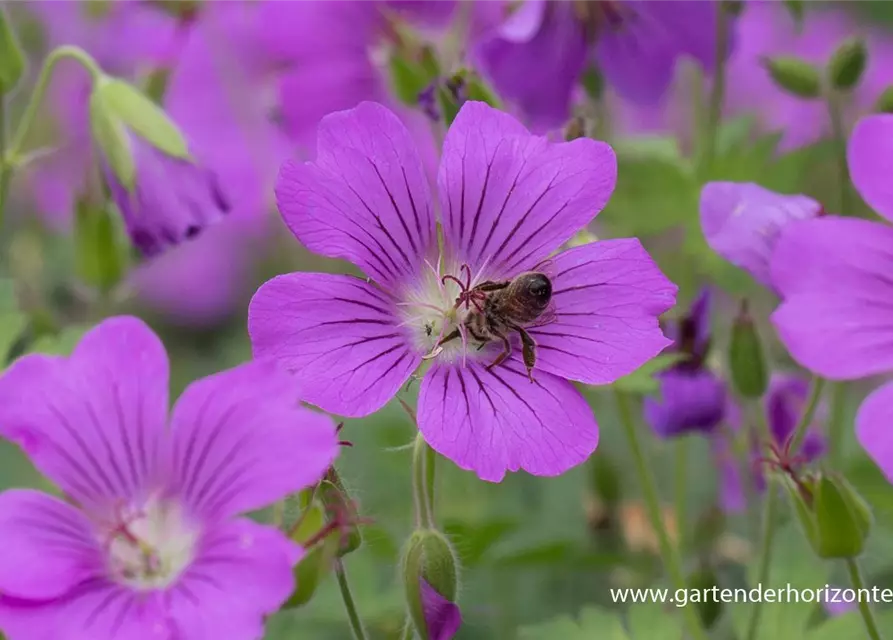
[3,1,893,638]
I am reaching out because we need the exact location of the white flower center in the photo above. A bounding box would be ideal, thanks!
[398,258,492,364]
[101,498,198,590]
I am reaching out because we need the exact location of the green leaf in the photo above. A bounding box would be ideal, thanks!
[0,311,27,366]
[94,78,190,160]
[520,607,630,640]
[388,53,430,106]
[74,199,128,293]
[0,6,25,92]
[613,353,687,395]
[27,324,91,356]
[627,602,686,640]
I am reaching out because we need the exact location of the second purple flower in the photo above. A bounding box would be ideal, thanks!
[249,101,677,482]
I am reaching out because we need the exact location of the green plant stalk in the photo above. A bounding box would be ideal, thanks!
[674,438,688,550]
[335,560,369,640]
[790,376,826,451]
[698,2,732,176]
[412,433,435,529]
[745,484,779,640]
[828,382,848,467]
[846,558,884,640]
[827,90,853,215]
[0,45,104,222]
[613,390,709,640]
[400,619,415,640]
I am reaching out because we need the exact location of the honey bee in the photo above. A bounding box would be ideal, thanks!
[438,271,554,382]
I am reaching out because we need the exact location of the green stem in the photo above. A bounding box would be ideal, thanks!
[790,376,826,451]
[674,438,688,550]
[745,483,779,640]
[827,90,853,215]
[335,560,369,640]
[412,433,435,529]
[613,390,708,640]
[0,86,8,234]
[698,2,732,177]
[400,619,415,640]
[846,558,884,640]
[828,382,848,467]
[0,45,104,218]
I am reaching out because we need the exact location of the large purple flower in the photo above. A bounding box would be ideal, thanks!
[700,182,823,290]
[772,114,893,481]
[645,288,727,438]
[0,317,339,639]
[249,101,676,481]
[474,0,722,131]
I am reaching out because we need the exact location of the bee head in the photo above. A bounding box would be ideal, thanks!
[520,273,552,310]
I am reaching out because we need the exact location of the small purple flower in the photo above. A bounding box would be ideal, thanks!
[474,0,724,131]
[420,578,461,640]
[645,289,727,438]
[0,317,339,639]
[249,101,676,481]
[700,182,823,290]
[764,374,826,461]
[713,434,747,514]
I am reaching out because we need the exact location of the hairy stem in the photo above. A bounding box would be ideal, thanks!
[790,376,826,451]
[745,484,779,640]
[614,389,709,640]
[697,2,732,176]
[412,433,435,529]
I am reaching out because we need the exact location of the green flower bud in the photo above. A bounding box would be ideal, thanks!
[389,53,431,106]
[827,37,868,92]
[74,196,128,293]
[762,56,821,99]
[688,567,723,628]
[781,472,872,559]
[402,529,460,640]
[728,300,768,398]
[874,85,893,114]
[0,7,25,93]
[319,469,363,556]
[284,500,341,609]
[722,0,745,17]
[782,0,805,29]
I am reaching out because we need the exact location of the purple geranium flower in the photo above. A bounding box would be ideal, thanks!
[0,317,339,639]
[700,182,823,290]
[249,101,676,481]
[645,289,727,438]
[420,578,461,640]
[772,115,893,483]
[474,0,723,131]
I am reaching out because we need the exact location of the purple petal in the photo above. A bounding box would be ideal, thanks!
[474,1,587,132]
[248,272,420,417]
[275,102,436,290]
[169,361,338,521]
[856,380,893,485]
[712,437,747,514]
[848,115,893,223]
[765,374,808,446]
[417,361,598,482]
[0,490,101,600]
[771,217,893,379]
[596,0,720,105]
[420,578,462,640]
[0,317,168,509]
[530,240,676,384]
[168,518,301,638]
[438,101,617,279]
[645,370,727,438]
[700,182,822,289]
[105,138,231,258]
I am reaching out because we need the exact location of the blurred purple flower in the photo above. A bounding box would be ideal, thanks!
[713,434,747,514]
[645,289,727,438]
[765,374,826,460]
[724,2,893,151]
[0,317,339,639]
[700,182,823,290]
[249,101,676,481]
[420,578,461,640]
[474,0,724,131]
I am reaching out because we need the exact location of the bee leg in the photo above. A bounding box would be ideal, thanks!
[472,280,510,293]
[437,328,461,347]
[485,335,512,372]
[518,327,537,383]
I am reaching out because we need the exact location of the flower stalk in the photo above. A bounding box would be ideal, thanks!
[614,389,709,640]
[846,558,885,640]
[413,433,436,529]
[335,559,370,640]
[698,0,733,177]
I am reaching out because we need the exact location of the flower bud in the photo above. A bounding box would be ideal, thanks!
[319,468,363,556]
[782,0,805,28]
[284,500,341,609]
[762,56,821,99]
[827,37,867,92]
[74,196,128,293]
[781,472,872,559]
[728,300,767,398]
[874,85,893,114]
[0,7,25,93]
[402,529,461,640]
